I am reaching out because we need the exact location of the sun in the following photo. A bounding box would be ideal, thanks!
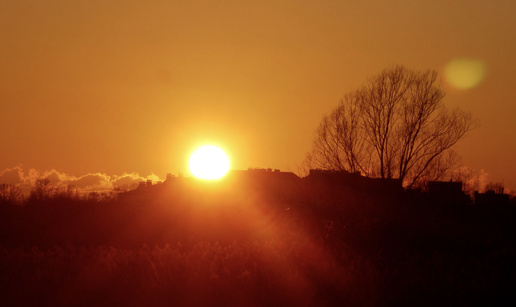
[189,145,230,179]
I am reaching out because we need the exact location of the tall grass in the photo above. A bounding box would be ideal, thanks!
[1,238,515,307]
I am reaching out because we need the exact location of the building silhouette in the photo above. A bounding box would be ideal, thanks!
[475,190,510,206]
[427,180,470,206]
[118,168,411,218]
[118,167,514,211]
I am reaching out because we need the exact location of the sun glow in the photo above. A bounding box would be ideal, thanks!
[189,146,230,180]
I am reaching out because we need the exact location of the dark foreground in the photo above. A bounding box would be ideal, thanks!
[1,193,515,306]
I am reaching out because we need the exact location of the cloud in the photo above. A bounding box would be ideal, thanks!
[111,172,160,188]
[0,166,163,194]
[0,166,24,184]
[450,166,491,194]
[477,169,490,192]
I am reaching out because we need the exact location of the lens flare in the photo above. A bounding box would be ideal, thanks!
[445,58,486,89]
[189,146,230,180]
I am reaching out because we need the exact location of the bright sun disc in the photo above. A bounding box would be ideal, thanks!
[189,146,230,179]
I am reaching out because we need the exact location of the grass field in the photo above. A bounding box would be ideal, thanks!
[1,190,515,306]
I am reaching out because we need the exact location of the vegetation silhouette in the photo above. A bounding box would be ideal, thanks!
[1,170,515,306]
[303,65,480,188]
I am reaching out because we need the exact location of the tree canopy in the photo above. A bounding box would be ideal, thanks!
[305,65,479,188]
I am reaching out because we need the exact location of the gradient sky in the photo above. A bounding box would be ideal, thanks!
[1,0,515,190]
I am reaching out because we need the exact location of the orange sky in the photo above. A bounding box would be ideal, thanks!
[1,0,515,191]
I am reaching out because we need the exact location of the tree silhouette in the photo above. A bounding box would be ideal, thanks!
[29,178,55,202]
[485,181,505,194]
[0,184,23,205]
[305,65,479,188]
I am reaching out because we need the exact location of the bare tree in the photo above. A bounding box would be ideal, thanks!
[29,178,55,202]
[484,182,505,194]
[306,65,479,188]
[0,184,23,205]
